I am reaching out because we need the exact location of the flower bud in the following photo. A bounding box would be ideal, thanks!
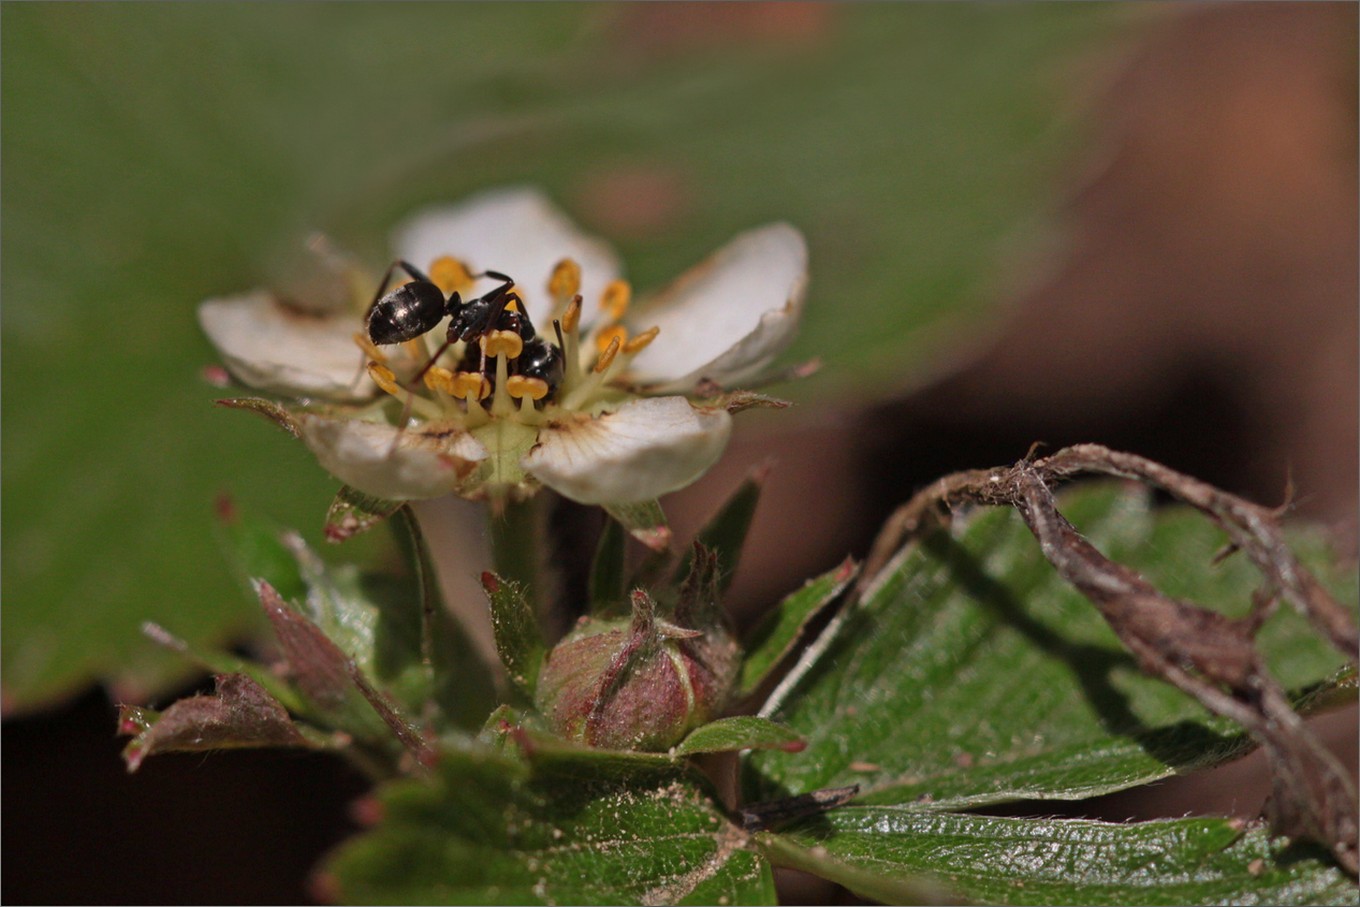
[534,589,739,751]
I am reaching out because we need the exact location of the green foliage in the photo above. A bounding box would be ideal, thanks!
[326,745,776,905]
[328,485,1357,904]
[763,809,1358,906]
[737,558,857,700]
[742,486,1355,810]
[672,716,805,758]
[3,2,1133,708]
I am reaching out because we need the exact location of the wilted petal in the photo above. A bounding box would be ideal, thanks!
[298,415,487,501]
[524,397,731,505]
[626,224,808,390]
[393,187,620,327]
[199,292,375,401]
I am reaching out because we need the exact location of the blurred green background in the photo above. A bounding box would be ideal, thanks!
[3,2,1133,710]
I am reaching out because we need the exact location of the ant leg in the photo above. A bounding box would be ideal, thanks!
[410,337,454,386]
[478,269,514,285]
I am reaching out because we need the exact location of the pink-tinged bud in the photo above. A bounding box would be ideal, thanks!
[534,590,739,751]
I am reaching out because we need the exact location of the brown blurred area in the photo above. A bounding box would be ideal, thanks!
[4,4,1354,904]
[681,1,1357,616]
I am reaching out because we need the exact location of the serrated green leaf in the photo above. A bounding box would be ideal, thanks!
[744,484,1358,809]
[737,558,858,700]
[763,807,1359,906]
[674,717,805,757]
[325,746,776,906]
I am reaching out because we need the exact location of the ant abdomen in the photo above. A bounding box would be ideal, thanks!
[367,280,449,346]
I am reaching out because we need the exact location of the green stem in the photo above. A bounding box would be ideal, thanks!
[491,496,544,620]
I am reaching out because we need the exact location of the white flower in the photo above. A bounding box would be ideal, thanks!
[199,187,808,509]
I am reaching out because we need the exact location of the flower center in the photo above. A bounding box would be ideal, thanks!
[354,256,660,431]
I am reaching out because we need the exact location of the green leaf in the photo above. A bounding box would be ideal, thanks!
[325,746,777,905]
[674,716,805,757]
[233,507,494,733]
[603,500,672,552]
[215,507,308,606]
[737,557,858,700]
[763,807,1359,906]
[483,572,545,699]
[744,484,1358,809]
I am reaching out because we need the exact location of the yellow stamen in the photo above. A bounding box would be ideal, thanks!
[549,258,582,304]
[451,371,491,400]
[506,375,549,401]
[482,329,524,359]
[623,326,660,354]
[595,324,628,354]
[594,336,621,374]
[423,366,457,395]
[367,363,405,398]
[561,294,583,334]
[429,256,474,295]
[354,332,387,363]
[600,280,632,321]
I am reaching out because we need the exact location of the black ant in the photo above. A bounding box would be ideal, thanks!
[365,260,563,401]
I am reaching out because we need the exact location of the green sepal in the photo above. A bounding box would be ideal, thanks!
[673,716,806,757]
[737,558,858,700]
[483,571,545,699]
[686,467,767,593]
[324,485,404,543]
[603,499,671,552]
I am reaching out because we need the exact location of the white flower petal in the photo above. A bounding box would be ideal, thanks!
[298,414,487,501]
[626,223,808,390]
[199,292,375,401]
[523,397,732,505]
[393,186,620,327]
